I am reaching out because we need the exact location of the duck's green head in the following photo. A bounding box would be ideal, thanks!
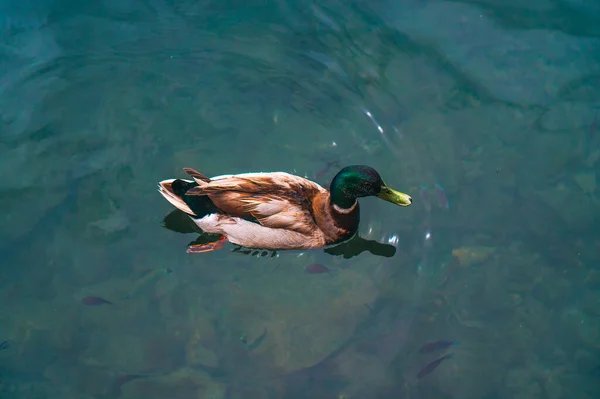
[329,165,413,209]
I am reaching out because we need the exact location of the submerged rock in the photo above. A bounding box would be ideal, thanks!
[451,246,495,268]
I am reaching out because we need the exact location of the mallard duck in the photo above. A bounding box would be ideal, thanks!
[158,165,412,253]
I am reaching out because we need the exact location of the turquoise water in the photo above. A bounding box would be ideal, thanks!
[1,0,599,398]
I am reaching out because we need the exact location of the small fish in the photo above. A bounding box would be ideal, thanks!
[417,353,453,379]
[305,264,335,274]
[420,340,460,353]
[111,374,146,396]
[0,341,8,351]
[81,296,113,306]
[123,268,173,299]
[244,328,267,350]
[434,183,449,209]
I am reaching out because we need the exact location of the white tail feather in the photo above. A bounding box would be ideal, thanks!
[158,179,196,216]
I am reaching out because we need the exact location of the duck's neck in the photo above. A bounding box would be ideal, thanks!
[329,178,358,210]
[330,190,357,210]
[327,193,360,237]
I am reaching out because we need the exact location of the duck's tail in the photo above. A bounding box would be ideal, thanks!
[158,179,197,216]
[158,170,219,218]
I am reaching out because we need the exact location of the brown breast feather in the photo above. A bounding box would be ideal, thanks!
[311,193,359,244]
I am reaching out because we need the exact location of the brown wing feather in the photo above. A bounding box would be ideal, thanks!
[183,168,211,183]
[185,173,325,235]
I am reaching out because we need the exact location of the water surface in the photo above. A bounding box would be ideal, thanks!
[1,1,599,398]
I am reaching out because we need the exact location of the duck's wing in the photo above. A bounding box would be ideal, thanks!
[185,172,326,235]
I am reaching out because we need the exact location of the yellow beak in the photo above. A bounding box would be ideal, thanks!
[376,184,412,206]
